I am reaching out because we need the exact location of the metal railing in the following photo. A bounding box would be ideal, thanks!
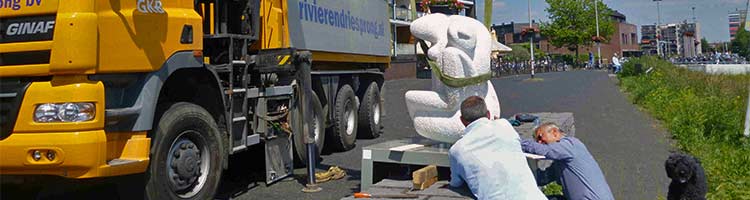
[395,43,415,55]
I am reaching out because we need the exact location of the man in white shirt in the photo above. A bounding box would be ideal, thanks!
[449,96,546,200]
[611,53,621,74]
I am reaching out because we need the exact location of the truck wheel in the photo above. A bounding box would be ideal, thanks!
[328,85,358,151]
[146,103,223,200]
[292,91,325,166]
[358,82,381,139]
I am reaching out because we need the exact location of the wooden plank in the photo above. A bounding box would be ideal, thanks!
[412,165,438,190]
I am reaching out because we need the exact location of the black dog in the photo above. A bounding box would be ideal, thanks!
[665,153,707,200]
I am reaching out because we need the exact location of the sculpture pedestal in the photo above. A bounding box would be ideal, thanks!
[359,112,577,192]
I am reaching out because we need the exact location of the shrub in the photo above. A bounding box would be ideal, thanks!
[549,54,582,66]
[619,57,750,199]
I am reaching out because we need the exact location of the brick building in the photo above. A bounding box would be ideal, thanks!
[491,10,640,64]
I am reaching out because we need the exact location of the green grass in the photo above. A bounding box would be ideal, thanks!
[618,57,750,199]
[542,182,563,196]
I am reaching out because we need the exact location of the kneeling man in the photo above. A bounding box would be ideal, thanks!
[449,96,546,200]
[522,123,614,200]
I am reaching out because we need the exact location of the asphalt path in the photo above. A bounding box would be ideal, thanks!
[1,70,672,199]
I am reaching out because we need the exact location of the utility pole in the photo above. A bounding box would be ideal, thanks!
[595,0,602,69]
[745,0,750,137]
[745,85,750,137]
[410,0,417,21]
[744,0,749,61]
[484,0,493,28]
[528,0,535,79]
[654,0,663,57]
[392,0,398,57]
[676,23,682,57]
[692,7,696,24]
[692,7,698,56]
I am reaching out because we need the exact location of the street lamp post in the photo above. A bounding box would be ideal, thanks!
[594,0,602,69]
[528,0,535,79]
[654,0,662,57]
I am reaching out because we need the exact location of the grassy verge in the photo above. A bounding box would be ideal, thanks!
[618,57,750,199]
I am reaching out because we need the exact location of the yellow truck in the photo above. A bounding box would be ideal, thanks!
[0,0,389,198]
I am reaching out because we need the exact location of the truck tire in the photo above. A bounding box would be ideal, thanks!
[358,82,381,139]
[292,91,325,166]
[327,85,358,151]
[146,102,223,200]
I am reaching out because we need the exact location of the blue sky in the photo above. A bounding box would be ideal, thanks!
[476,0,750,42]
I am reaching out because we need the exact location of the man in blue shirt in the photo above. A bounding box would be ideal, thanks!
[449,96,546,200]
[521,123,615,200]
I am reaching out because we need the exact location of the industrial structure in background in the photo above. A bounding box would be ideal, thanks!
[491,10,640,63]
[641,22,702,57]
[641,25,658,55]
[386,0,477,80]
[387,0,420,80]
[729,8,748,41]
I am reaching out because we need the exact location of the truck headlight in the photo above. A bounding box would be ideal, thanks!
[34,103,95,123]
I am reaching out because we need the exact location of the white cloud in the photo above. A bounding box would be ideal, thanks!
[717,0,747,4]
[494,0,507,9]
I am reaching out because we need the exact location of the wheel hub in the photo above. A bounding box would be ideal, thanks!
[345,100,355,136]
[168,139,202,191]
[313,113,321,143]
[373,103,380,125]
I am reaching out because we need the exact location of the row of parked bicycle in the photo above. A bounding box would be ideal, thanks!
[670,53,748,65]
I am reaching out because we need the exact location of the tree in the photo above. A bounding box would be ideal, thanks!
[730,28,749,59]
[519,42,547,59]
[506,44,531,62]
[540,0,615,65]
[700,38,711,54]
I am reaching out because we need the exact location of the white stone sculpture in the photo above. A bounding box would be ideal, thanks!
[406,14,502,143]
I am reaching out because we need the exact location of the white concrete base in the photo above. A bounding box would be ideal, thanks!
[679,64,750,75]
